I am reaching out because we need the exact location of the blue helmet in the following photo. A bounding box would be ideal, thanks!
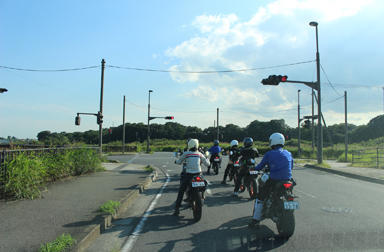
[214,140,219,146]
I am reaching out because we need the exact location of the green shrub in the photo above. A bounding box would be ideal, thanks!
[100,200,121,215]
[5,153,46,199]
[39,233,75,252]
[69,148,101,176]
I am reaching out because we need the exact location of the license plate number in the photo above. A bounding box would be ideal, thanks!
[234,164,240,167]
[284,201,299,210]
[214,158,220,162]
[249,170,258,175]
[192,181,205,187]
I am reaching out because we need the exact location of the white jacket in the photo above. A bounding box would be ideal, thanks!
[176,151,210,174]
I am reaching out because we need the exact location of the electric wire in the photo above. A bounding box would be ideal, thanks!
[106,60,315,74]
[320,64,342,96]
[0,65,99,72]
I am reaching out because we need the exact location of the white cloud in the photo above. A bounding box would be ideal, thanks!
[324,110,382,126]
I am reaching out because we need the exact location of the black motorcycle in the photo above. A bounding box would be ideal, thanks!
[211,154,221,175]
[238,158,258,199]
[185,174,207,221]
[257,170,299,238]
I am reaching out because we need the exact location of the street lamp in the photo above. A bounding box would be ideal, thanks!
[0,88,8,93]
[147,90,153,153]
[309,21,323,164]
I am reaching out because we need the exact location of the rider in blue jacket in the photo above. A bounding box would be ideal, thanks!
[249,132,293,227]
[207,140,221,174]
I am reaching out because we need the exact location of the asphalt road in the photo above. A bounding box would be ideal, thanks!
[92,152,384,251]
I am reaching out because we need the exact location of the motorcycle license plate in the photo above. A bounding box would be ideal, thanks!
[214,158,220,162]
[234,164,240,167]
[192,181,205,187]
[249,170,258,175]
[284,201,299,210]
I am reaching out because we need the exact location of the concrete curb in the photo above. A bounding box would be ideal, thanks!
[73,168,158,252]
[304,164,384,185]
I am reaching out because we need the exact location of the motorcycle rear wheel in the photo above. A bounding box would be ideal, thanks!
[276,210,295,238]
[192,191,203,222]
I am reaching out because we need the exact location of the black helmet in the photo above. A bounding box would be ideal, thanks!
[214,140,219,146]
[243,137,253,147]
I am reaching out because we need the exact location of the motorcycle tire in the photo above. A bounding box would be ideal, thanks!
[248,179,257,199]
[214,164,219,175]
[192,191,203,222]
[276,210,295,238]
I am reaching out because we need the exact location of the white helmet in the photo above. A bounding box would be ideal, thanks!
[269,133,285,147]
[188,139,199,150]
[230,140,239,147]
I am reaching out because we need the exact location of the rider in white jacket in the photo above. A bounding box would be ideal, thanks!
[173,139,210,216]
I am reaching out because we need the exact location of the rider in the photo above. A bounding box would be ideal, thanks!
[248,132,293,227]
[173,139,210,216]
[207,140,221,174]
[233,137,259,197]
[221,140,241,184]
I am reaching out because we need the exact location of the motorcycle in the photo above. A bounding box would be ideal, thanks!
[237,158,258,199]
[256,169,299,238]
[185,174,207,221]
[228,159,240,182]
[211,153,221,175]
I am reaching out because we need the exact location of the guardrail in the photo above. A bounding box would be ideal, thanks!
[0,146,99,199]
[351,148,384,168]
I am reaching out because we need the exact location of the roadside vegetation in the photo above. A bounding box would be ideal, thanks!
[39,233,75,252]
[2,148,102,199]
[99,200,121,215]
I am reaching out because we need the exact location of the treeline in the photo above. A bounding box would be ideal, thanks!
[35,115,384,146]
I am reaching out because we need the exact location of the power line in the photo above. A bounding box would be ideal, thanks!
[320,64,341,96]
[0,65,99,72]
[106,60,315,74]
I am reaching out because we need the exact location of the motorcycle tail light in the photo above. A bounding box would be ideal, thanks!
[195,176,202,181]
[283,183,293,189]
[288,196,294,201]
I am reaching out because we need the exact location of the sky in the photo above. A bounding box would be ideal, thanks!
[1,0,384,139]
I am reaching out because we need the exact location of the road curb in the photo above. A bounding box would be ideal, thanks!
[304,164,384,185]
[74,168,158,252]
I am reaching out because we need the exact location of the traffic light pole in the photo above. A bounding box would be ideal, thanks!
[298,90,301,157]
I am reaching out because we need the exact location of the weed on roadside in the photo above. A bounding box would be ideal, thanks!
[39,233,75,252]
[99,200,121,215]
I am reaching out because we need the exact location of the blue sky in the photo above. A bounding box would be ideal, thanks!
[1,0,383,139]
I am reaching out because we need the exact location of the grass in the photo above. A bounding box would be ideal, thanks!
[2,148,102,199]
[99,200,121,215]
[144,165,154,172]
[39,233,75,252]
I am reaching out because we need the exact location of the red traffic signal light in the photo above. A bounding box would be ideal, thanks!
[165,116,174,120]
[261,75,288,85]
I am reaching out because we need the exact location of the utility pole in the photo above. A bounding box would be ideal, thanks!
[310,21,323,164]
[298,90,301,157]
[217,108,219,141]
[382,87,384,113]
[147,90,153,153]
[311,89,315,151]
[122,95,126,154]
[99,59,105,154]
[345,91,348,161]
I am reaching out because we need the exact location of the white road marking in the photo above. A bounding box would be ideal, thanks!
[121,172,170,252]
[295,188,317,199]
[127,154,139,164]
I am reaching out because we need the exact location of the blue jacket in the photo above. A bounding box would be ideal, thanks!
[254,147,293,180]
[208,146,221,155]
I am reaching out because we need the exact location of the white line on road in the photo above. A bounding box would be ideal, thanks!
[121,172,170,252]
[295,188,317,199]
[127,154,139,164]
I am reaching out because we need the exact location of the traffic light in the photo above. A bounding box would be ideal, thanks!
[75,115,81,126]
[261,75,288,85]
[97,112,103,124]
[165,116,174,120]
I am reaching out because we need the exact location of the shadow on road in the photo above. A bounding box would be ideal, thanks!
[147,216,289,251]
